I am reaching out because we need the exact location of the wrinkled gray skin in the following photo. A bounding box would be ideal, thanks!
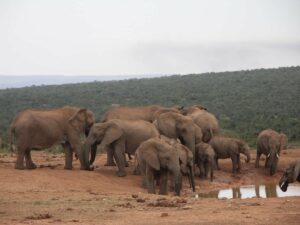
[209,136,251,173]
[181,105,219,143]
[279,159,300,192]
[101,105,180,165]
[136,137,195,195]
[195,143,215,181]
[10,106,95,170]
[256,129,288,176]
[154,112,203,161]
[101,105,181,123]
[82,119,159,177]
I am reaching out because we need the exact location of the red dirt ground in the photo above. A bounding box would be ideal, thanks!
[0,148,299,225]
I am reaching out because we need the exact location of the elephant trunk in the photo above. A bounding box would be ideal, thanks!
[244,151,251,163]
[89,142,98,165]
[82,139,95,171]
[269,151,278,176]
[188,165,195,192]
[279,174,289,192]
[173,172,182,196]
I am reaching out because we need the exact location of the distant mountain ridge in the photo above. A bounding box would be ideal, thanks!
[0,75,160,89]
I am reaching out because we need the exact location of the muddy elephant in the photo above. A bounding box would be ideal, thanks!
[209,136,251,173]
[10,106,95,170]
[181,105,219,143]
[136,137,195,195]
[256,129,288,176]
[101,104,180,122]
[195,143,215,181]
[279,159,300,192]
[154,112,203,159]
[82,119,159,176]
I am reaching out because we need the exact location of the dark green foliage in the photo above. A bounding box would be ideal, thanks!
[0,66,299,147]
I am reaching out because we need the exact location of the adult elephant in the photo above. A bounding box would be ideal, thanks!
[195,143,215,181]
[154,112,203,159]
[209,136,251,173]
[10,106,95,170]
[82,119,159,177]
[101,104,180,122]
[279,159,300,192]
[181,105,219,142]
[255,129,288,176]
[136,137,195,195]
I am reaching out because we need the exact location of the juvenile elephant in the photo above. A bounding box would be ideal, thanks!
[195,143,215,181]
[10,106,95,170]
[256,129,288,176]
[181,105,219,142]
[82,119,159,177]
[154,112,203,159]
[279,159,300,192]
[209,136,251,173]
[101,105,180,122]
[136,137,195,195]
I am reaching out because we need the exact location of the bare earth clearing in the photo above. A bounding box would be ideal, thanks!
[0,148,299,225]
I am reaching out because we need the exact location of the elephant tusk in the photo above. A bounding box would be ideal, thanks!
[276,153,279,158]
[267,153,270,158]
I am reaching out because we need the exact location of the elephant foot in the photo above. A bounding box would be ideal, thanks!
[15,163,25,170]
[26,163,37,169]
[116,170,127,177]
[104,162,116,166]
[133,168,141,175]
[64,165,73,170]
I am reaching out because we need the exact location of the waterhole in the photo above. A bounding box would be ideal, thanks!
[198,183,300,199]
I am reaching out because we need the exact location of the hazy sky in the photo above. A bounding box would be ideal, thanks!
[0,0,299,76]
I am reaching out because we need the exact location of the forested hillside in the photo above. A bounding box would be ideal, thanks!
[0,67,299,146]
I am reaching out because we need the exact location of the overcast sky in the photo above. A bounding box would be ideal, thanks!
[0,0,299,76]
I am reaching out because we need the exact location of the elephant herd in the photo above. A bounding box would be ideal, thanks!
[9,104,299,195]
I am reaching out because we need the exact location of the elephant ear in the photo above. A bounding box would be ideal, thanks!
[101,122,123,145]
[279,133,288,150]
[69,108,87,133]
[194,125,203,144]
[143,148,160,171]
[293,162,300,182]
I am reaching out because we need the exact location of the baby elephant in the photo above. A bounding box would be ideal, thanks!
[136,137,195,195]
[195,143,215,181]
[279,159,300,192]
[209,136,251,173]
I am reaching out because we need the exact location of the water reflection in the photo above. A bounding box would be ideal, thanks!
[198,183,300,199]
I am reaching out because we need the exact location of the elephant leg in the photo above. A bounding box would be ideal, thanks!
[159,168,168,195]
[231,155,238,173]
[215,158,220,170]
[237,155,241,173]
[140,161,147,188]
[265,156,270,168]
[63,143,73,170]
[146,165,156,194]
[124,154,129,167]
[210,161,214,182]
[199,162,205,178]
[24,150,37,169]
[15,147,25,169]
[255,152,261,168]
[104,145,116,166]
[204,162,210,179]
[113,141,126,177]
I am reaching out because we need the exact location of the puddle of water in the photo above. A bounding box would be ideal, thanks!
[198,183,300,199]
